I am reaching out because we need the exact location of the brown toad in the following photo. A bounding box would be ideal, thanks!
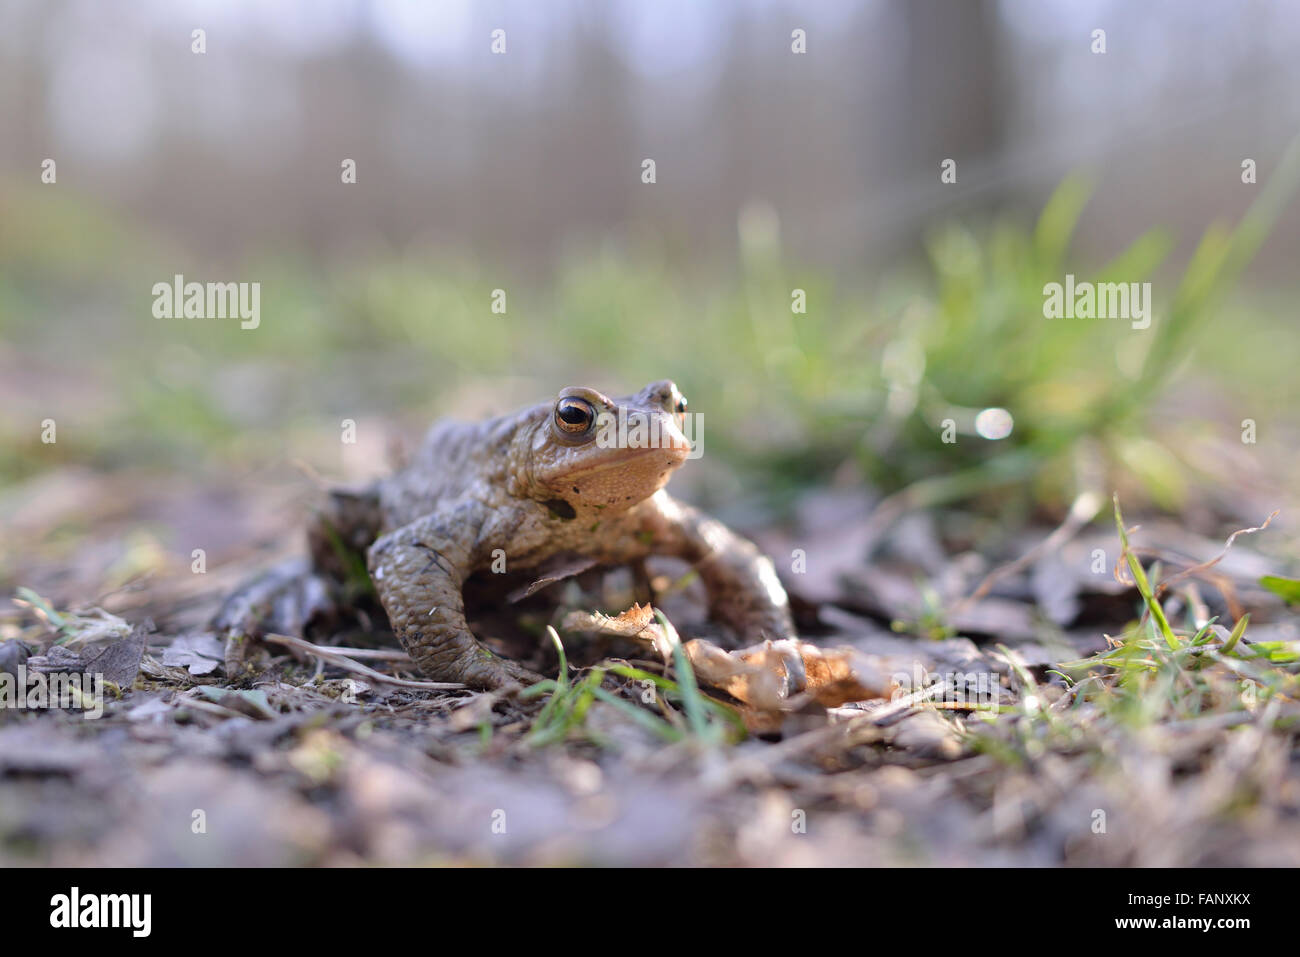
[216,380,795,690]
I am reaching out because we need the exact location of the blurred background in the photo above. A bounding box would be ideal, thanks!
[2,0,1300,595]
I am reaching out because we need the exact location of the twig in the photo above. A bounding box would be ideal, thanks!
[852,677,962,726]
[1151,511,1279,599]
[303,646,412,661]
[263,633,466,691]
[1115,512,1278,627]
[173,695,250,720]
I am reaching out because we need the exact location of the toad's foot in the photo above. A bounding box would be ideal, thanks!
[368,508,543,692]
[435,634,543,692]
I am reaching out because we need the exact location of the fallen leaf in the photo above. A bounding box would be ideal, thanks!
[26,622,149,687]
[194,686,278,720]
[562,602,674,658]
[507,555,599,603]
[563,602,655,638]
[126,695,173,722]
[162,632,226,676]
[684,637,896,713]
[0,639,30,677]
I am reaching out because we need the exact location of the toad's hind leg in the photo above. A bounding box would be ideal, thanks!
[213,486,382,671]
[213,556,335,645]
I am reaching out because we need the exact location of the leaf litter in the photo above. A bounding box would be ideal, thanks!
[2,473,1300,865]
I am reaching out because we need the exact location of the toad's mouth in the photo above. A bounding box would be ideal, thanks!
[561,442,692,478]
[590,408,692,448]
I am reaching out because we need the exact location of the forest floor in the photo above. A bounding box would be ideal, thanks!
[3,460,1299,867]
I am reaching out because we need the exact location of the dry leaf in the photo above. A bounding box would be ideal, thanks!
[507,555,599,603]
[27,623,149,687]
[561,602,679,658]
[562,602,655,638]
[685,637,896,713]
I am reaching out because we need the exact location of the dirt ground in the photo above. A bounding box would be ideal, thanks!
[2,464,1299,867]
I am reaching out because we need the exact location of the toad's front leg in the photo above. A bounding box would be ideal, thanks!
[367,505,538,690]
[642,492,796,642]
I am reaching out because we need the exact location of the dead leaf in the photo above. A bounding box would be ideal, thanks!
[26,622,149,687]
[684,637,896,714]
[564,603,896,722]
[0,639,30,677]
[507,555,599,603]
[162,632,225,676]
[562,602,678,659]
[193,686,278,720]
[126,695,173,723]
[562,602,655,638]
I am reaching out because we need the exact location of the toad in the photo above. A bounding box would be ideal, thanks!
[215,381,795,690]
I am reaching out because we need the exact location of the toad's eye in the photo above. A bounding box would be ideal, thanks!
[674,395,688,415]
[555,396,596,433]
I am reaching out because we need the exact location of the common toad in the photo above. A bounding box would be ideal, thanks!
[216,381,795,690]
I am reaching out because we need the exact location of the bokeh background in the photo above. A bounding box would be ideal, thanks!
[2,0,1300,591]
